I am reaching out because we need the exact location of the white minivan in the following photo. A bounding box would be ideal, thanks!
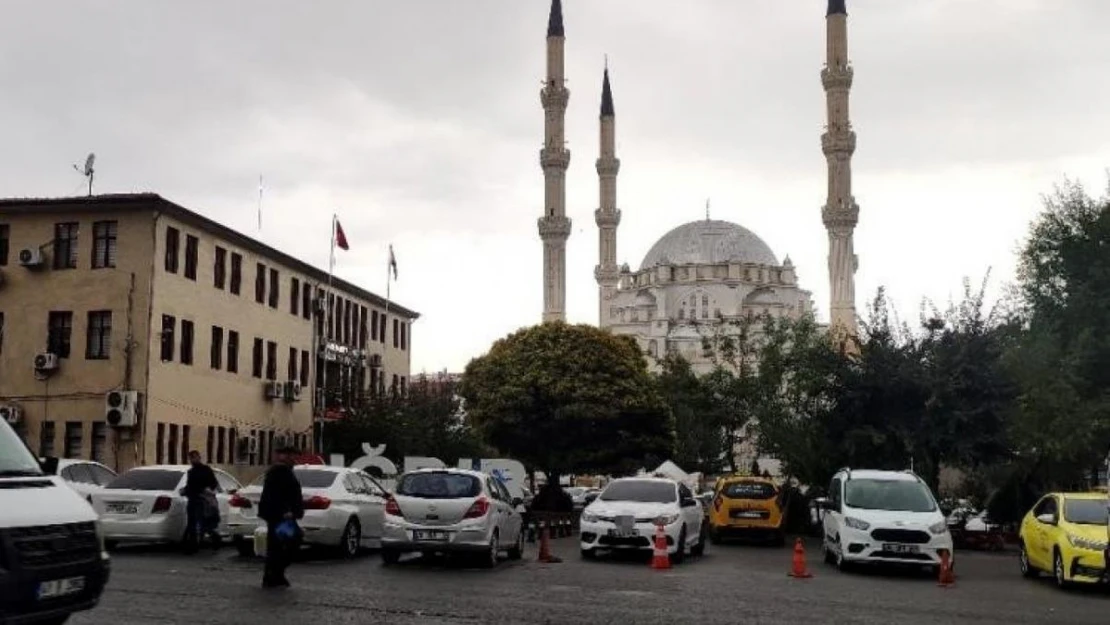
[0,419,111,624]
[819,468,954,574]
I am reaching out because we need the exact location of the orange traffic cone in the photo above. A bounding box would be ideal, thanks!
[650,524,672,570]
[537,524,561,563]
[787,537,813,578]
[937,549,955,587]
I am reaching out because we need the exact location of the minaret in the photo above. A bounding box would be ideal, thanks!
[594,62,621,327]
[539,0,572,323]
[821,0,860,339]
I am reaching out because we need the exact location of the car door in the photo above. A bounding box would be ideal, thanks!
[492,479,521,543]
[484,477,512,539]
[357,473,387,541]
[213,470,242,535]
[678,483,700,541]
[1029,495,1060,569]
[822,476,844,548]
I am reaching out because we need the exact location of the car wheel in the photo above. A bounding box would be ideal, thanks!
[480,531,499,569]
[339,518,361,559]
[823,540,836,565]
[691,522,707,557]
[507,529,524,561]
[1019,543,1038,578]
[1053,549,1069,588]
[381,548,401,566]
[673,527,687,564]
[234,537,255,558]
[834,539,851,572]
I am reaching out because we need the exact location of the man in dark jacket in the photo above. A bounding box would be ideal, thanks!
[182,450,220,554]
[258,445,304,588]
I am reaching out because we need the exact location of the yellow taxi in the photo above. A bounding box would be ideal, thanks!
[708,475,787,546]
[1018,492,1109,587]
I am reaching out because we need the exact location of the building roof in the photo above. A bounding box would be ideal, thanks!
[547,0,564,37]
[638,219,779,270]
[600,67,615,117]
[827,0,847,16]
[0,193,420,320]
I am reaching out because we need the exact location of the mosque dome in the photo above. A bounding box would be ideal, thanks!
[638,219,779,270]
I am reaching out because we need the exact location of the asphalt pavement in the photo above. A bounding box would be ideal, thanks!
[72,537,1108,625]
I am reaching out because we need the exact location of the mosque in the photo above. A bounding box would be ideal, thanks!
[537,0,861,374]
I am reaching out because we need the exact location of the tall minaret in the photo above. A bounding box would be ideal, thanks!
[594,62,621,327]
[821,0,859,338]
[539,0,572,323]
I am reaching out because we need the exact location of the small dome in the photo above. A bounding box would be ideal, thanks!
[639,219,778,270]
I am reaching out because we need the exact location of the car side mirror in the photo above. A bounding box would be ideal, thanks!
[1036,513,1056,525]
[681,497,697,508]
[512,497,524,507]
[814,497,833,510]
[227,488,238,496]
[39,456,59,475]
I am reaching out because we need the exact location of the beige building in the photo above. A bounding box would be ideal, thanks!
[0,193,418,481]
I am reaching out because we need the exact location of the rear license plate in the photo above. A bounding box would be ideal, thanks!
[883,543,920,554]
[106,502,139,514]
[413,530,449,542]
[732,511,763,519]
[37,577,85,600]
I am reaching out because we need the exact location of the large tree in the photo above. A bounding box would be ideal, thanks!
[459,322,673,481]
[655,354,729,475]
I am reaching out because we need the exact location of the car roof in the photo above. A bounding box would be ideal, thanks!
[57,458,112,470]
[130,464,191,471]
[293,464,347,472]
[405,467,486,479]
[1055,492,1108,500]
[720,475,775,484]
[609,477,677,486]
[841,469,919,482]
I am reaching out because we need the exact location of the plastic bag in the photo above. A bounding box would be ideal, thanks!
[275,519,300,542]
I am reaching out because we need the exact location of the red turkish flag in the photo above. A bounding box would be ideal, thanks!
[334,220,349,251]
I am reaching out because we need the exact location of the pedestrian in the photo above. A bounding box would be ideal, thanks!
[257,445,304,589]
[181,450,220,554]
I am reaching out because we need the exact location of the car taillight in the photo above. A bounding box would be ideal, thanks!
[464,497,490,519]
[384,497,402,517]
[303,495,331,510]
[152,496,172,514]
[229,494,252,509]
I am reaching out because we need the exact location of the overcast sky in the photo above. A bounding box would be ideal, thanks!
[3,0,1109,373]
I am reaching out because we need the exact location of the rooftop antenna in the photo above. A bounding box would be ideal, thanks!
[73,153,95,196]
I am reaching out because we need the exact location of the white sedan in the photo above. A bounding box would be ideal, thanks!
[579,477,707,562]
[56,458,118,502]
[227,465,389,558]
[91,464,242,547]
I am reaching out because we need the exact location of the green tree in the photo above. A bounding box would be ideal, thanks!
[655,353,728,475]
[459,322,673,482]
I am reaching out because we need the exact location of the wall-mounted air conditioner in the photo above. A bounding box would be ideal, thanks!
[18,248,45,268]
[283,381,302,403]
[105,390,141,427]
[0,404,22,425]
[33,352,59,372]
[263,381,283,400]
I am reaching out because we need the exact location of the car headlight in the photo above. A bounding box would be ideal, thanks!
[1067,534,1108,552]
[655,513,681,526]
[929,521,949,535]
[844,517,870,531]
[581,512,600,523]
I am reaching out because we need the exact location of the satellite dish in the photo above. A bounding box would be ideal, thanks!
[83,153,95,176]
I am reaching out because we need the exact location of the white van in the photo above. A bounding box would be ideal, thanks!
[0,419,110,624]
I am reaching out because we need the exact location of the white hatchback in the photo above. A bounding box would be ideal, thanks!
[819,468,954,573]
[579,477,706,562]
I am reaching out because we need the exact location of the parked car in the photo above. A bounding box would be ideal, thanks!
[1018,491,1109,587]
[579,477,706,562]
[708,475,788,546]
[55,458,118,501]
[90,464,242,548]
[818,468,953,574]
[380,468,525,568]
[227,465,389,558]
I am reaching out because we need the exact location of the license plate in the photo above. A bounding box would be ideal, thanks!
[733,511,763,519]
[106,502,139,515]
[37,577,85,600]
[607,528,639,538]
[883,543,920,554]
[413,530,449,542]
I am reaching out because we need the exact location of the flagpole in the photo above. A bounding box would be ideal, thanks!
[318,214,337,456]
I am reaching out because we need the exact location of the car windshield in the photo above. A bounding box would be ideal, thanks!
[1063,499,1109,525]
[0,420,44,477]
[105,469,184,491]
[396,472,481,499]
[293,469,339,488]
[722,481,776,500]
[844,478,936,513]
[599,481,677,504]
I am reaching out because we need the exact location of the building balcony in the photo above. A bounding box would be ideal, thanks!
[594,208,621,228]
[539,147,571,170]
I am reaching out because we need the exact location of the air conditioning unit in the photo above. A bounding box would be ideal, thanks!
[263,381,283,400]
[368,354,383,368]
[283,381,302,403]
[18,248,45,268]
[33,352,59,372]
[0,404,22,425]
[105,390,140,428]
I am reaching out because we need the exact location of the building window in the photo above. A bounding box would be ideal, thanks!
[160,315,176,361]
[53,222,79,269]
[288,347,298,381]
[181,425,191,464]
[359,306,368,348]
[400,322,407,351]
[92,221,117,269]
[255,263,266,303]
[266,341,277,380]
[300,350,309,387]
[91,423,107,463]
[268,268,279,308]
[226,330,240,374]
[290,278,300,315]
[230,253,242,295]
[64,422,82,459]
[0,224,8,266]
[326,294,335,339]
[302,283,312,320]
[206,426,215,463]
[47,311,73,358]
[216,426,226,464]
[391,374,399,396]
[345,300,353,345]
[180,319,195,365]
[379,314,386,344]
[184,235,199,280]
[214,246,227,289]
[211,326,224,370]
[39,422,56,457]
[371,310,379,342]
[228,428,237,464]
[400,376,406,396]
[392,319,399,348]
[0,312,5,355]
[252,338,263,378]
[165,226,180,273]
[168,424,179,464]
[155,423,165,464]
[85,310,112,360]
